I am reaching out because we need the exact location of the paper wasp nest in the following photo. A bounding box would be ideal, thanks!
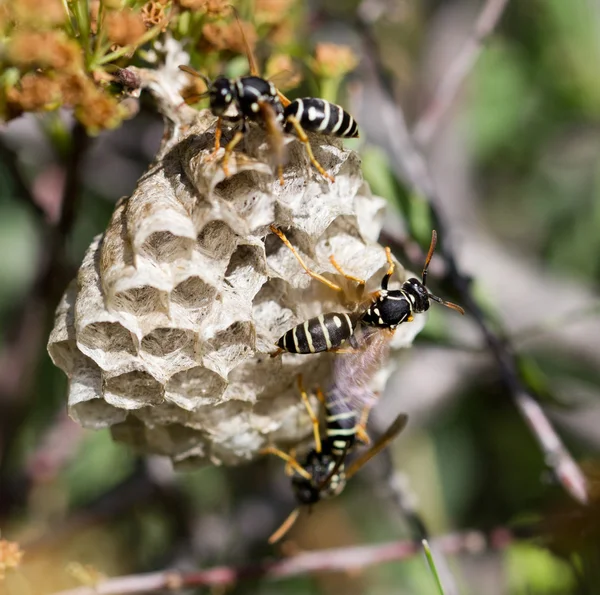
[47,59,426,467]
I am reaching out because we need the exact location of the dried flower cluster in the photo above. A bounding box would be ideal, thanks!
[48,56,425,467]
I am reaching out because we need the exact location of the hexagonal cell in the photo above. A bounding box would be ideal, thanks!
[171,275,217,311]
[104,370,164,409]
[141,230,195,263]
[141,327,195,358]
[203,320,255,377]
[165,365,227,411]
[78,321,137,355]
[111,285,169,317]
[70,397,128,429]
[225,244,268,303]
[197,220,237,258]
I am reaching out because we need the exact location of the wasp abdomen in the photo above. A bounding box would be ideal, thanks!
[277,312,356,354]
[284,98,359,138]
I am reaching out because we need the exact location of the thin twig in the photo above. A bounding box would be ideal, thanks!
[413,0,511,146]
[0,122,89,510]
[354,17,589,506]
[0,138,47,219]
[50,529,512,595]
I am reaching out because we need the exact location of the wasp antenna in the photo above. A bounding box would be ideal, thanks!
[178,65,212,87]
[428,293,465,315]
[228,5,260,77]
[268,508,301,544]
[422,230,438,287]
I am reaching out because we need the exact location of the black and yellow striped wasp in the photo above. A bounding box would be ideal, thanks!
[178,9,359,184]
[261,375,408,543]
[269,225,464,357]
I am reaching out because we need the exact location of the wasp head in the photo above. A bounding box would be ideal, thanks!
[209,77,236,115]
[291,450,345,505]
[404,278,431,313]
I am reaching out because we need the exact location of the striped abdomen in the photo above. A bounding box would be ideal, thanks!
[284,98,359,138]
[276,312,357,354]
[324,402,358,457]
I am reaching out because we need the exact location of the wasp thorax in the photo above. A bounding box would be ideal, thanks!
[209,77,235,114]
[404,278,431,313]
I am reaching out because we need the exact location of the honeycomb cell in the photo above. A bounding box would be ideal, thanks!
[171,275,217,311]
[141,230,195,263]
[203,320,255,378]
[225,244,268,303]
[71,396,128,429]
[111,285,169,317]
[197,220,237,258]
[104,370,164,409]
[78,321,137,355]
[141,327,195,358]
[165,365,227,410]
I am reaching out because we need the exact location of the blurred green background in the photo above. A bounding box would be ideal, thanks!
[1,0,600,593]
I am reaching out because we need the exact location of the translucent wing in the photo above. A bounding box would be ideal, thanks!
[258,100,286,184]
[327,325,394,416]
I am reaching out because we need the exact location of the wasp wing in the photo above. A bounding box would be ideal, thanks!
[258,100,287,179]
[327,325,394,417]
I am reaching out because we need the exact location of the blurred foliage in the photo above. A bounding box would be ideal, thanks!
[1,0,600,593]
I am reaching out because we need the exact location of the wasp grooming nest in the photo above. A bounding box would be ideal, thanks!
[47,56,426,467]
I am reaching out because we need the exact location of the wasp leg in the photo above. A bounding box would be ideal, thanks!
[221,129,245,178]
[277,90,292,107]
[356,403,374,446]
[285,115,335,183]
[379,246,396,291]
[269,507,301,544]
[329,255,366,286]
[297,375,322,453]
[260,446,312,481]
[269,225,344,293]
[270,346,284,358]
[203,117,223,163]
[284,448,297,476]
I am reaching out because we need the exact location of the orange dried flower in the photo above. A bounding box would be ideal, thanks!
[312,43,359,80]
[7,73,62,111]
[179,0,230,16]
[265,54,302,91]
[199,22,229,52]
[199,20,256,55]
[10,0,65,28]
[105,9,147,47]
[0,540,23,580]
[8,31,83,72]
[255,0,294,24]
[57,73,93,106]
[141,1,168,29]
[75,87,123,133]
[267,21,295,46]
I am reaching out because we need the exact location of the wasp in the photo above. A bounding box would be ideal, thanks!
[178,11,359,184]
[269,225,464,357]
[262,376,408,543]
